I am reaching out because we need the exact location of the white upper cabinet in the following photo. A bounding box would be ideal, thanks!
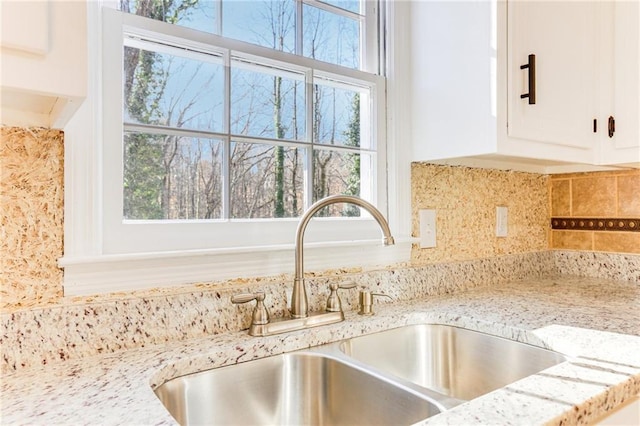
[507,1,599,152]
[409,0,500,163]
[405,0,639,172]
[0,0,87,129]
[600,0,640,167]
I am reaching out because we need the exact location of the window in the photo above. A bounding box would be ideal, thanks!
[60,0,411,295]
[118,0,378,222]
[104,0,384,251]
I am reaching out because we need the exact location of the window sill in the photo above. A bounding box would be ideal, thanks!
[59,238,415,296]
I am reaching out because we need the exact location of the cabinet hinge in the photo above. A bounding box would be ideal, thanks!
[608,116,615,138]
[593,119,597,133]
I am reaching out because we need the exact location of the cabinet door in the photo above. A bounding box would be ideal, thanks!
[508,1,600,151]
[600,0,640,166]
[0,1,49,54]
[410,0,497,161]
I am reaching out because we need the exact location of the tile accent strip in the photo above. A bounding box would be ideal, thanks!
[551,218,640,232]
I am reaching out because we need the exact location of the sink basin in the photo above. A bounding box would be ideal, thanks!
[154,352,441,425]
[339,324,567,401]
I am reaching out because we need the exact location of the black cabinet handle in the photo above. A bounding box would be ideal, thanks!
[520,54,536,105]
[608,116,615,138]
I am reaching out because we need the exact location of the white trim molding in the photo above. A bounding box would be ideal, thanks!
[60,239,414,296]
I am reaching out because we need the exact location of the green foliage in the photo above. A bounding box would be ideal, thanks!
[123,133,164,219]
[121,0,199,23]
[274,146,285,217]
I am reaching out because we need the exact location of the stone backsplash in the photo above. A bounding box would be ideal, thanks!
[411,163,549,264]
[1,128,64,309]
[2,250,639,375]
[2,251,555,373]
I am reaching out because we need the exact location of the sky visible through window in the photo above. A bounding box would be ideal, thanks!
[122,0,361,68]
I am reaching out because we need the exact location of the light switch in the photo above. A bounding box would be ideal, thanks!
[419,209,436,248]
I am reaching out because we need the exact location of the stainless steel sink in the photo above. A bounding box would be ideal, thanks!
[154,324,568,424]
[154,352,442,425]
[339,324,568,401]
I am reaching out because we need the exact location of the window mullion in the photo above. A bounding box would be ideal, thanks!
[305,68,314,209]
[222,136,230,220]
[223,49,231,220]
[303,0,362,20]
[122,123,227,140]
[216,0,223,35]
[295,0,303,56]
[363,0,379,74]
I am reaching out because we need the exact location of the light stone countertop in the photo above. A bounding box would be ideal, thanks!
[1,275,639,425]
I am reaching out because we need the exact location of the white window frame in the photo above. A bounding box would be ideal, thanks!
[60,1,413,296]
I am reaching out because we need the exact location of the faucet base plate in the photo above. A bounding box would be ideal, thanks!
[248,311,344,337]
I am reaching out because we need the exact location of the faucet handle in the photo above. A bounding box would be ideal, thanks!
[358,290,393,316]
[231,291,270,325]
[326,281,357,313]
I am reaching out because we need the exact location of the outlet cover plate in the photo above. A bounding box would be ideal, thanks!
[419,209,437,248]
[496,206,508,237]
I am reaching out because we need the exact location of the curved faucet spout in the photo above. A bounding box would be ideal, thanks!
[290,195,395,319]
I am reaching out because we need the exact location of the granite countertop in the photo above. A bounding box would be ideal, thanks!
[1,275,639,425]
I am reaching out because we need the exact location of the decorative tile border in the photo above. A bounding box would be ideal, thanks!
[551,218,640,232]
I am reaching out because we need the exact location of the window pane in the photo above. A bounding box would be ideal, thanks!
[230,142,304,218]
[231,61,305,140]
[223,0,295,53]
[317,0,361,14]
[313,82,363,147]
[119,0,217,34]
[124,132,223,220]
[313,149,369,217]
[123,45,224,132]
[303,4,360,69]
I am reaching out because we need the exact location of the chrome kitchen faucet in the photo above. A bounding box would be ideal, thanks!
[290,195,395,318]
[232,195,395,336]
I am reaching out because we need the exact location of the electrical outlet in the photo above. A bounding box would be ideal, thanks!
[419,209,436,248]
[496,206,508,237]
